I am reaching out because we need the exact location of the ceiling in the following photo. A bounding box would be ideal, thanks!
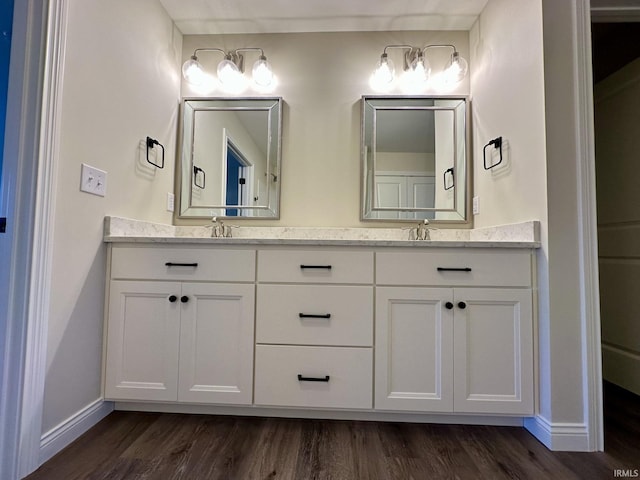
[591,0,640,21]
[592,22,640,83]
[590,0,640,83]
[159,0,489,35]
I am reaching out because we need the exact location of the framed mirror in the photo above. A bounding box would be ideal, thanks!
[361,96,470,224]
[177,97,282,219]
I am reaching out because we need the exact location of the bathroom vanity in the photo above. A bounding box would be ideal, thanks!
[101,89,540,422]
[102,217,539,422]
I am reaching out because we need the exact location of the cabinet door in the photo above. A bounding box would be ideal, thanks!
[178,283,255,404]
[375,287,454,412]
[453,288,533,414]
[105,281,181,401]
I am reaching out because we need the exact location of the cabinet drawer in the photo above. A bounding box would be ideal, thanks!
[254,345,373,409]
[257,250,373,284]
[111,246,255,282]
[376,250,531,287]
[256,285,373,346]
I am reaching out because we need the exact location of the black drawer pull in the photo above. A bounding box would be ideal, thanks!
[437,267,472,272]
[458,301,467,309]
[300,264,332,270]
[181,296,189,303]
[299,313,331,319]
[445,302,454,310]
[168,295,178,303]
[297,374,330,382]
[165,262,199,267]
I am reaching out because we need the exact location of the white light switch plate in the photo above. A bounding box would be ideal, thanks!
[167,192,175,212]
[80,163,107,197]
[472,196,479,215]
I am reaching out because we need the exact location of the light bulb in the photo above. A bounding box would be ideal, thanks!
[217,58,243,86]
[182,56,205,86]
[373,53,395,85]
[400,53,431,92]
[444,52,468,84]
[409,53,431,83]
[252,56,273,87]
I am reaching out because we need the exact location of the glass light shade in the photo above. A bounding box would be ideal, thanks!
[410,54,431,83]
[182,57,205,85]
[217,58,243,86]
[373,54,395,84]
[252,56,274,86]
[444,52,468,84]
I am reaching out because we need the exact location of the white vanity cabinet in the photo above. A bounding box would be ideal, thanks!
[102,239,536,420]
[375,249,534,415]
[254,249,374,409]
[104,245,256,405]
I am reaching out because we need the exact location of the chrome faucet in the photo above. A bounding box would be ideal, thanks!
[210,216,237,238]
[211,216,227,238]
[415,219,430,240]
[404,219,432,240]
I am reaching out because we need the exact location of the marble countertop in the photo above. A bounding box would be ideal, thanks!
[103,217,541,249]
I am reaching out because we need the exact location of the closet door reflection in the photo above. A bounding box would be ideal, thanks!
[361,96,469,224]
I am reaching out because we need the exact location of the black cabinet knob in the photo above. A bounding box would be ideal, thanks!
[168,295,177,303]
[458,301,467,309]
[181,296,189,303]
[445,302,454,310]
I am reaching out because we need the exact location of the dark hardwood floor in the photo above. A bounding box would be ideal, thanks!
[26,382,639,480]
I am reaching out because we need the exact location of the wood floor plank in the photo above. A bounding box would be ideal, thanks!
[29,412,159,480]
[239,418,301,480]
[443,425,515,480]
[25,382,640,480]
[395,423,480,479]
[348,421,389,479]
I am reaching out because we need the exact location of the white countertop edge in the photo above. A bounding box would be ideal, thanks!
[103,216,541,248]
[103,235,540,249]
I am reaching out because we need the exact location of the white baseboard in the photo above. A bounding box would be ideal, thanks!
[524,415,591,451]
[39,399,114,464]
[602,344,640,396]
[114,401,524,427]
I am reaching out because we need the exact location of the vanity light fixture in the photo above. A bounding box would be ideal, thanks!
[371,44,468,89]
[182,47,274,90]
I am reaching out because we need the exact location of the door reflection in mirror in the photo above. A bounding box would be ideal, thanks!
[224,138,253,216]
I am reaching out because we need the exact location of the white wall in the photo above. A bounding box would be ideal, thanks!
[469,0,547,228]
[181,31,469,226]
[595,57,640,395]
[42,0,182,434]
[377,152,434,173]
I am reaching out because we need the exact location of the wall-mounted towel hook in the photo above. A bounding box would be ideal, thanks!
[444,167,455,191]
[483,136,503,170]
[146,136,165,169]
[193,165,206,189]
